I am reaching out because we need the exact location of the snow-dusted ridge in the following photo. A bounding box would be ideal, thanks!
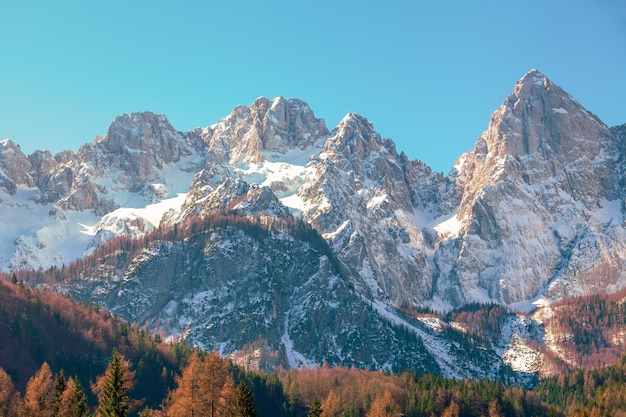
[1,71,626,377]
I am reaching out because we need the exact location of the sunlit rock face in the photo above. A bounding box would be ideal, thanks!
[2,72,626,306]
[440,70,624,305]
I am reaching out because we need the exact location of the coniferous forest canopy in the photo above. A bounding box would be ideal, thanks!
[2,280,626,416]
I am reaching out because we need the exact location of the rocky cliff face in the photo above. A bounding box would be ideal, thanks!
[196,96,328,165]
[298,113,445,305]
[435,70,625,305]
[2,70,626,376]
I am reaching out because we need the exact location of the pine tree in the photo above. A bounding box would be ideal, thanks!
[94,350,136,417]
[53,369,67,417]
[230,381,258,417]
[24,362,55,417]
[308,397,322,417]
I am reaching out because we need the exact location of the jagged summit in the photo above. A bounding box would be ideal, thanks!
[517,68,546,84]
[201,95,328,165]
[475,69,609,161]
[447,69,622,306]
[1,70,626,376]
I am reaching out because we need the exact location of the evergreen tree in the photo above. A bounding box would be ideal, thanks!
[24,362,55,417]
[53,369,67,417]
[230,381,258,417]
[93,349,136,417]
[308,397,322,417]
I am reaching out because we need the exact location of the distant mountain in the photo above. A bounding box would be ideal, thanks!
[1,70,625,378]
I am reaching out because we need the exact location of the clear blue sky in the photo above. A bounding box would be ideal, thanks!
[1,1,624,173]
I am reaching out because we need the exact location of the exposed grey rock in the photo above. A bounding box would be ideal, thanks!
[1,73,626,377]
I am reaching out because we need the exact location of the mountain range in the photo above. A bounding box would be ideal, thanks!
[1,69,625,380]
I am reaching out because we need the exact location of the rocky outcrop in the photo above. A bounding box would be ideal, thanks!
[0,140,36,194]
[2,73,626,312]
[299,113,444,305]
[434,70,625,305]
[198,97,329,165]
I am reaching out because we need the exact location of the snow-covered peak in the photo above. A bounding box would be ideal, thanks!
[322,112,388,161]
[516,68,547,88]
[204,96,328,165]
[0,138,15,148]
[0,138,23,154]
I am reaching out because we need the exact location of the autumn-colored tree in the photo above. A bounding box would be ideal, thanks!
[487,398,503,417]
[203,351,234,417]
[166,350,234,417]
[24,362,55,417]
[165,351,206,417]
[0,367,22,417]
[367,391,400,417]
[441,400,460,417]
[139,408,165,417]
[93,350,137,417]
[321,390,341,417]
[308,397,322,417]
[57,377,89,417]
[230,381,258,417]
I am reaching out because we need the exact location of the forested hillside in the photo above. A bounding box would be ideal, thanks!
[0,279,186,406]
[5,276,626,416]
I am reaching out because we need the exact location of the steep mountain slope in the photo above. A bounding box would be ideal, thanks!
[1,71,625,377]
[0,280,181,407]
[58,216,444,375]
[437,70,625,306]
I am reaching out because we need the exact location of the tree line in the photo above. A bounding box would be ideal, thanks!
[3,210,342,289]
[0,348,261,417]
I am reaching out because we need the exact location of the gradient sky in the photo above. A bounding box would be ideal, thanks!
[1,1,624,173]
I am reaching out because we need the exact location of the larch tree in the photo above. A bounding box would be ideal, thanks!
[202,351,234,417]
[165,350,234,417]
[93,349,137,417]
[0,367,22,417]
[441,400,460,417]
[366,390,400,417]
[58,377,89,417]
[165,350,205,417]
[321,389,341,417]
[488,398,503,417]
[24,362,55,417]
[230,381,258,417]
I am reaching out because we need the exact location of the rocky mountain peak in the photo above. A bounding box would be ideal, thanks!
[442,70,623,306]
[479,70,608,162]
[0,139,35,192]
[323,113,393,161]
[95,111,192,164]
[205,96,328,165]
